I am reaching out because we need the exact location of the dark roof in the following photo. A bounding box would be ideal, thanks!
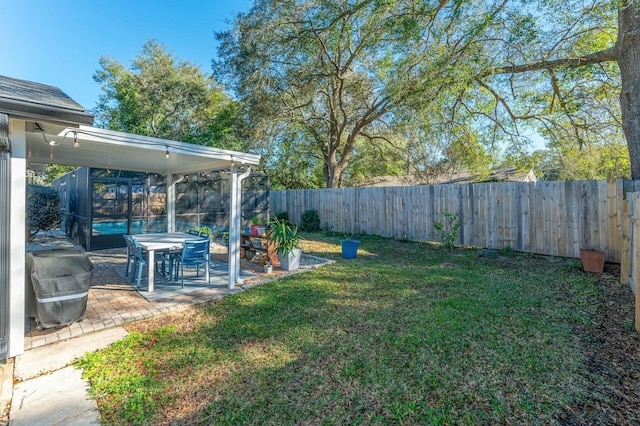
[0,75,93,125]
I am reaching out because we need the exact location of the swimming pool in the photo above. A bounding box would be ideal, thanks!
[91,219,149,235]
[91,219,209,235]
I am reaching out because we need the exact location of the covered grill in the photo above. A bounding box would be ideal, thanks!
[25,249,93,329]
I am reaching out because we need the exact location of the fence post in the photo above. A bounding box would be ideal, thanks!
[621,198,631,284]
[636,197,640,332]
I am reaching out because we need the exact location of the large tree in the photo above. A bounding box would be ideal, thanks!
[94,40,241,149]
[217,1,640,186]
[215,0,509,188]
[475,0,639,178]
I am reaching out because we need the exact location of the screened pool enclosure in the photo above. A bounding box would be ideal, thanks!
[53,167,269,251]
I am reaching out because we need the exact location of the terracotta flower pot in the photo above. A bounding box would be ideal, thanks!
[580,249,605,273]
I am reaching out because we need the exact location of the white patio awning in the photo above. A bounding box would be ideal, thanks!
[26,123,260,174]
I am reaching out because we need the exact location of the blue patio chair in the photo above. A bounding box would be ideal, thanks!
[123,234,136,278]
[124,235,147,288]
[124,234,169,287]
[172,239,210,287]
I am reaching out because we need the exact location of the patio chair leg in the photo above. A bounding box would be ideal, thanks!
[136,262,143,288]
[130,260,137,284]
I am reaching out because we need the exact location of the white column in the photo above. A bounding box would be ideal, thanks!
[228,166,251,289]
[9,119,26,357]
[166,173,175,232]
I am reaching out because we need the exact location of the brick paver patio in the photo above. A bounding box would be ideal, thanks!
[24,237,307,351]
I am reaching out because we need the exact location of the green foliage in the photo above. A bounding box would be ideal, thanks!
[433,210,460,252]
[262,134,325,190]
[221,231,230,247]
[215,0,504,188]
[300,209,320,232]
[43,165,76,185]
[26,184,62,240]
[501,245,515,257]
[274,211,289,222]
[197,225,214,239]
[535,142,630,181]
[94,40,239,149]
[267,215,302,255]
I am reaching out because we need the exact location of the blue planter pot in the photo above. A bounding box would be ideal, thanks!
[340,239,360,259]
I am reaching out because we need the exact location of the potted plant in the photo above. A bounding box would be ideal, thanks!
[267,215,303,271]
[340,232,360,259]
[250,215,261,236]
[580,248,605,273]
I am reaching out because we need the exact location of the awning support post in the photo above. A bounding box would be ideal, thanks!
[228,165,251,289]
[166,173,176,232]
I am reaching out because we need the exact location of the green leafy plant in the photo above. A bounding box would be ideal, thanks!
[300,209,320,231]
[198,225,214,239]
[502,245,515,257]
[26,183,62,240]
[268,215,303,256]
[341,231,357,241]
[433,210,460,252]
[251,215,260,225]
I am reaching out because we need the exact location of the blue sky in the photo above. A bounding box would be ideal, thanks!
[0,0,252,112]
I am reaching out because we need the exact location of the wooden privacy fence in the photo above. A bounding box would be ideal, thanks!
[271,179,640,263]
[620,192,640,331]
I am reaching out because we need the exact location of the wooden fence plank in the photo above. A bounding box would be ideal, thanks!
[621,198,631,285]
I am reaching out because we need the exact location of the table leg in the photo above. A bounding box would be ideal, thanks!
[148,249,155,292]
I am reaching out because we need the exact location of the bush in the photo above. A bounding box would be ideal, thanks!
[300,209,320,231]
[27,184,62,240]
[274,211,290,222]
[433,210,460,252]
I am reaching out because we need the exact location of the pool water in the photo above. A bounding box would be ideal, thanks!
[91,219,211,235]
[92,220,158,235]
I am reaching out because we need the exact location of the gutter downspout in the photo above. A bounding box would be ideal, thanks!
[0,113,10,361]
[228,165,251,289]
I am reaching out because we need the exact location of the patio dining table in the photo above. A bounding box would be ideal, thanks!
[131,232,206,292]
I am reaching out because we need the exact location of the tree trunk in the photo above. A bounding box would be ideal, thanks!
[618,0,640,179]
[324,161,344,188]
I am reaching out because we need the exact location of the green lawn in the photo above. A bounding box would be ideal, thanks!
[78,233,603,425]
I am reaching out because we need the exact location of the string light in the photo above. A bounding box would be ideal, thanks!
[73,131,79,148]
[165,146,170,159]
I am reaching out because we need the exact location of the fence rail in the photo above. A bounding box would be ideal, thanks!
[272,179,640,263]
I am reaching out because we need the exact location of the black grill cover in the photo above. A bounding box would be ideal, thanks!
[25,249,93,329]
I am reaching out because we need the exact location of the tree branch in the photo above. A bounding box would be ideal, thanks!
[493,45,618,75]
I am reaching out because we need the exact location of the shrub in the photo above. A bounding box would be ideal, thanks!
[274,211,290,222]
[433,210,460,252]
[27,183,62,240]
[300,209,320,231]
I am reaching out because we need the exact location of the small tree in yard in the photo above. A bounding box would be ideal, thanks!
[433,210,460,252]
[27,184,61,240]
